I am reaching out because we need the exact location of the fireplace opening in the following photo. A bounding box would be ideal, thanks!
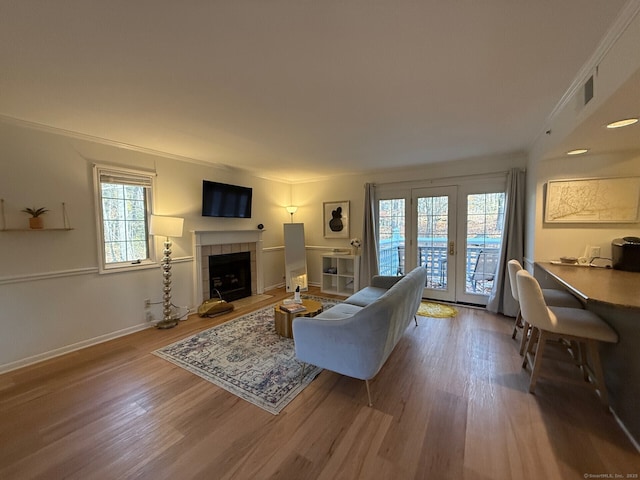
[209,251,252,302]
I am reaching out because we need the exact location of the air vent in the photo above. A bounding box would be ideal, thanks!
[584,75,594,105]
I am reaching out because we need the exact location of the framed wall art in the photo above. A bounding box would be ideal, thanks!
[323,201,349,238]
[544,177,640,223]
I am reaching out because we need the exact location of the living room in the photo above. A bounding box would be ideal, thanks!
[2,2,639,373]
[1,2,640,477]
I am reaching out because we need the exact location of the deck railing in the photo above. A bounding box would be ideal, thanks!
[378,238,500,293]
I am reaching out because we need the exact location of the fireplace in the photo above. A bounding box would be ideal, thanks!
[192,230,264,306]
[209,251,252,302]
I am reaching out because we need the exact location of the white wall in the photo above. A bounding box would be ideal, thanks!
[532,151,640,262]
[0,118,291,371]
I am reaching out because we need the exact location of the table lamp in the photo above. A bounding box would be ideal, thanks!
[149,214,184,329]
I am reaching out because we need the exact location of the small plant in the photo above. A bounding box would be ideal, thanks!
[22,207,49,229]
[22,207,49,217]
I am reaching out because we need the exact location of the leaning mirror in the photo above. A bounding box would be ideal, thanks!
[284,223,308,292]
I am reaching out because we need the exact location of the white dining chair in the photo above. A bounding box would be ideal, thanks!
[516,269,618,406]
[507,259,583,355]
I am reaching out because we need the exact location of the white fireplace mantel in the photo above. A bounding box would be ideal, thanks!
[192,229,264,247]
[192,230,264,305]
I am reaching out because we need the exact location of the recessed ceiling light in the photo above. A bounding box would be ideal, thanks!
[567,149,589,155]
[606,117,639,129]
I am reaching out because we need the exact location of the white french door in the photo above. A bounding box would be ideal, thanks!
[377,179,506,306]
[412,186,457,302]
[455,185,506,304]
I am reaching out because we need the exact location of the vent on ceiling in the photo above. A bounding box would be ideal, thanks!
[584,75,594,105]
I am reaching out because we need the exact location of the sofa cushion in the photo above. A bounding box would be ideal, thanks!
[344,286,388,307]
[312,302,363,320]
[370,275,404,289]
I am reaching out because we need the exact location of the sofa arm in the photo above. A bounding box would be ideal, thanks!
[370,275,403,289]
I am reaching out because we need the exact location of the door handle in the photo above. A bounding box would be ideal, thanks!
[449,241,455,255]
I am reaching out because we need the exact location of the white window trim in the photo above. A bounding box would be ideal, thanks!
[93,164,157,274]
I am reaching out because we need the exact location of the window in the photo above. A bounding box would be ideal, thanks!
[464,192,505,295]
[93,165,155,273]
[378,198,405,276]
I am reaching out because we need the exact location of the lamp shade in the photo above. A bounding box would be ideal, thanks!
[286,206,298,214]
[149,215,184,238]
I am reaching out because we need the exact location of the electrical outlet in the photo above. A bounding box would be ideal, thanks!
[589,246,601,258]
[146,312,154,322]
[144,298,151,308]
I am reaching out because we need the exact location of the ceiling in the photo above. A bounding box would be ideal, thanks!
[545,65,640,161]
[0,1,636,182]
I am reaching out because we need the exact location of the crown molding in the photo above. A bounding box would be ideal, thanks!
[0,113,236,169]
[531,0,640,148]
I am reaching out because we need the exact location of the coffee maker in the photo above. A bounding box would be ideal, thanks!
[612,237,640,272]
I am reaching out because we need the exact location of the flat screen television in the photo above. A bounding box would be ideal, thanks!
[202,180,252,218]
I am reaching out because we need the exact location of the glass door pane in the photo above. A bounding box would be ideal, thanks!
[417,196,449,289]
[413,186,457,302]
[457,192,505,303]
[378,198,405,276]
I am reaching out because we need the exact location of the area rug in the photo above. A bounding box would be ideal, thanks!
[417,301,458,318]
[153,295,339,415]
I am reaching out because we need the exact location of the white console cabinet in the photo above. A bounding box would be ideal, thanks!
[321,254,360,296]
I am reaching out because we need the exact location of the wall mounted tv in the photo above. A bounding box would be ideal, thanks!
[202,180,253,218]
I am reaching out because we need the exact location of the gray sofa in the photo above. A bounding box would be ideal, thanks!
[293,266,428,406]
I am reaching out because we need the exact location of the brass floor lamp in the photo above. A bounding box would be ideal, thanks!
[149,214,184,329]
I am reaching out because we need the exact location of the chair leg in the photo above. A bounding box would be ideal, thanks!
[521,323,537,367]
[365,379,373,407]
[578,341,590,382]
[586,339,610,408]
[528,329,548,393]
[519,320,531,356]
[512,309,522,339]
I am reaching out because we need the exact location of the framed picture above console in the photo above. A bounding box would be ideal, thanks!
[323,200,350,238]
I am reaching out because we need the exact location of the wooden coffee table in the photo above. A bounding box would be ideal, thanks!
[273,299,323,338]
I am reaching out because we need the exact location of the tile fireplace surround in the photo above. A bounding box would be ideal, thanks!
[192,230,265,305]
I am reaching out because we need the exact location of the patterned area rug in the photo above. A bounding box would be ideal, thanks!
[417,301,458,318]
[154,295,339,415]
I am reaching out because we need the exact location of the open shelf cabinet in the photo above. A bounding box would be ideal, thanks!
[321,253,360,297]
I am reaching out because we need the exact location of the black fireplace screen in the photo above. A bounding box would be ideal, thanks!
[208,251,252,302]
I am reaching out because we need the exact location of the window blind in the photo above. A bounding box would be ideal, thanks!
[98,170,153,187]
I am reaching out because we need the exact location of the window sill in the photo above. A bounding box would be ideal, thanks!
[98,261,158,275]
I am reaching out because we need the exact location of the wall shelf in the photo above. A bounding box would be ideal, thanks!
[1,198,73,231]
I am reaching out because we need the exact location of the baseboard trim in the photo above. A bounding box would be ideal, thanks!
[612,408,640,453]
[0,322,152,374]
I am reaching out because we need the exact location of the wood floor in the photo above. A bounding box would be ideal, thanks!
[1,287,638,479]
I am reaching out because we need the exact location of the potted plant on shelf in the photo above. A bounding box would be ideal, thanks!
[22,207,49,229]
